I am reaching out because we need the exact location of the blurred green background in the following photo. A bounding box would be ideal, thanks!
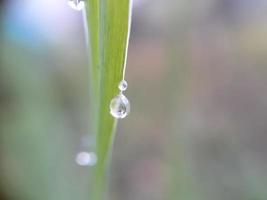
[1,0,267,200]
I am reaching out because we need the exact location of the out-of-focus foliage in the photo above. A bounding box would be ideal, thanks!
[1,0,267,200]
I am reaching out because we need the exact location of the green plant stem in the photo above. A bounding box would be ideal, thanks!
[85,0,132,199]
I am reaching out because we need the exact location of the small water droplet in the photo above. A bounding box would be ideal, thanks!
[75,151,97,166]
[110,94,130,119]
[118,80,128,91]
[68,0,85,11]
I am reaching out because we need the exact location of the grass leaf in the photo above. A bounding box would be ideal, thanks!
[85,0,132,199]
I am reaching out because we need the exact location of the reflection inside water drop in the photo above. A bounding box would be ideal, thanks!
[75,152,97,166]
[68,0,85,11]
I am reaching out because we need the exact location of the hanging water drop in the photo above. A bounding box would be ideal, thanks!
[68,0,85,11]
[118,80,128,91]
[110,93,130,119]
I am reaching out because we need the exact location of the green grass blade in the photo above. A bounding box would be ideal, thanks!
[85,0,132,199]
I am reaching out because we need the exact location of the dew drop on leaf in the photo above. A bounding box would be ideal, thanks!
[118,80,128,91]
[68,0,85,11]
[110,94,130,119]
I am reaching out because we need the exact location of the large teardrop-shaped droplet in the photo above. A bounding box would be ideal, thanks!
[68,0,85,11]
[110,94,130,119]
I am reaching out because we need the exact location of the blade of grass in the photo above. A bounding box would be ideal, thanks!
[85,0,132,199]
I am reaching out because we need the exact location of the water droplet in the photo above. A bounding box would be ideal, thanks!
[68,0,85,11]
[110,94,130,119]
[75,151,97,166]
[118,80,128,91]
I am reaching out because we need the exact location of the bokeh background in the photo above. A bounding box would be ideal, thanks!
[1,0,267,200]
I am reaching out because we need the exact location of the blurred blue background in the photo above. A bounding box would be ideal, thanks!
[1,0,267,200]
